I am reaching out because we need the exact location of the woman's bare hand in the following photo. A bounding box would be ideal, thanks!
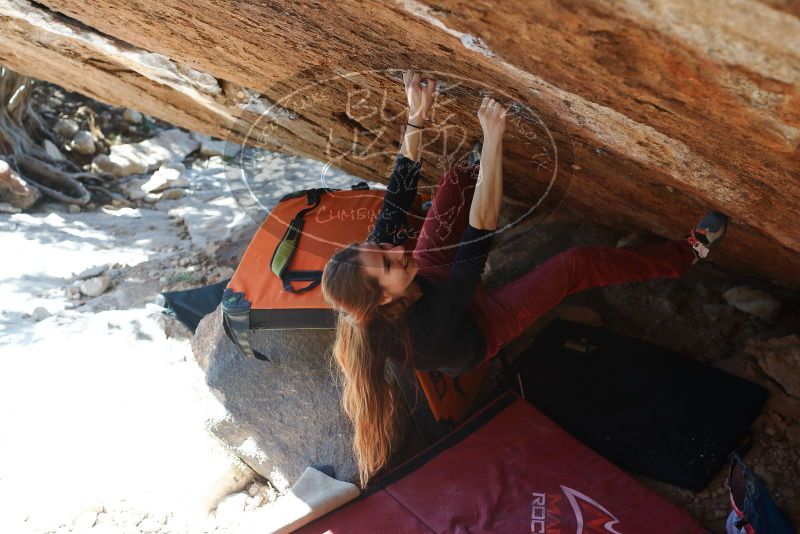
[478,97,508,143]
[404,70,436,127]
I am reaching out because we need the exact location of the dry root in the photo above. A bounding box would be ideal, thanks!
[0,66,94,205]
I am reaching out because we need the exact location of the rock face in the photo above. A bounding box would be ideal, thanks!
[746,335,800,398]
[190,307,359,486]
[1,0,799,286]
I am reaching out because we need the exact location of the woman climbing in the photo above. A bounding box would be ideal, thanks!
[321,70,728,487]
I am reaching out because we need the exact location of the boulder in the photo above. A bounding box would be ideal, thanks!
[724,285,782,323]
[3,0,800,289]
[0,158,41,209]
[190,307,359,486]
[106,129,200,177]
[745,335,800,398]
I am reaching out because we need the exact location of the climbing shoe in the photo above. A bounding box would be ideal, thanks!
[686,211,728,263]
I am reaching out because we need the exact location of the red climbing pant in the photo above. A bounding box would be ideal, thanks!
[412,163,696,362]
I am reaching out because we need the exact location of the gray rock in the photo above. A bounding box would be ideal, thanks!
[68,204,81,213]
[159,187,185,200]
[71,131,96,155]
[142,163,189,193]
[746,335,800,398]
[122,108,143,124]
[65,285,82,300]
[79,274,111,297]
[76,263,110,280]
[723,285,782,322]
[0,158,41,209]
[120,177,148,201]
[190,308,360,486]
[106,128,200,177]
[92,154,116,174]
[32,306,51,321]
[53,117,79,138]
[192,132,235,157]
[43,139,65,161]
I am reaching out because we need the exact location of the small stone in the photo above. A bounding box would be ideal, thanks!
[724,285,782,323]
[247,483,260,497]
[142,163,189,193]
[159,188,185,200]
[79,274,111,297]
[192,132,233,157]
[32,306,51,321]
[71,131,96,155]
[144,193,162,204]
[66,285,81,300]
[92,154,116,174]
[53,117,79,137]
[76,263,110,280]
[43,139,65,161]
[68,204,81,213]
[120,177,147,201]
[122,108,143,124]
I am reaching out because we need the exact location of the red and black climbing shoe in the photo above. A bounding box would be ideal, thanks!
[686,211,728,263]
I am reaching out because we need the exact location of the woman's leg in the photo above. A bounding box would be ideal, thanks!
[413,163,479,281]
[469,239,696,360]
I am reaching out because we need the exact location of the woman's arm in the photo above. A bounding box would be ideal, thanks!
[469,97,508,230]
[366,71,436,244]
[400,71,436,162]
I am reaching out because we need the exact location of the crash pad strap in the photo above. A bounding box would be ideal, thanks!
[270,190,323,294]
[221,288,269,361]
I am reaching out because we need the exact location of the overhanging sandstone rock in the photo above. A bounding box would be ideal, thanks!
[1,0,798,286]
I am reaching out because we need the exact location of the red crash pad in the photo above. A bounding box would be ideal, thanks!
[297,394,708,533]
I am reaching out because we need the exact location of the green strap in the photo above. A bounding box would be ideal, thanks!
[269,191,323,293]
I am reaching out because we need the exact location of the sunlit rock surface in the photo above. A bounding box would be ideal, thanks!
[1,0,798,289]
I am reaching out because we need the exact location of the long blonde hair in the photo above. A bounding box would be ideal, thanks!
[321,243,413,487]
